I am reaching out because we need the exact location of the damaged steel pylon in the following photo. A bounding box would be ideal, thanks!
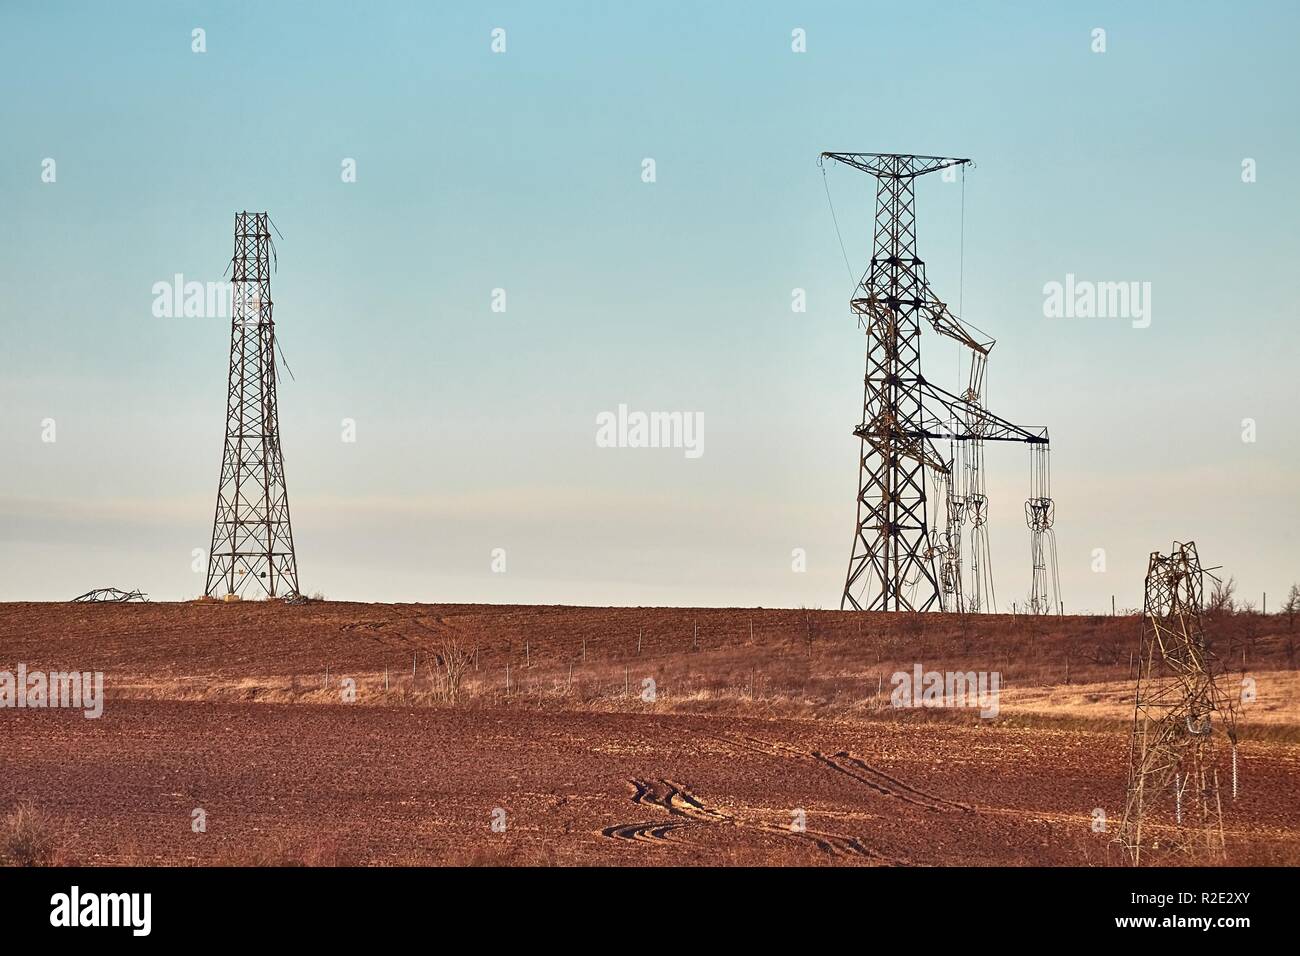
[819,153,1052,612]
[1118,541,1240,864]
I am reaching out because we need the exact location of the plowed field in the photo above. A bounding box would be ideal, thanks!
[2,602,1296,865]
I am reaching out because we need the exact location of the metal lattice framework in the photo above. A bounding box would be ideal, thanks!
[1117,541,1239,864]
[820,153,1055,612]
[204,212,299,599]
[1026,444,1060,615]
[71,588,148,603]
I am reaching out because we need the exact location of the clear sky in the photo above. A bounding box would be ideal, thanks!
[2,1,1297,611]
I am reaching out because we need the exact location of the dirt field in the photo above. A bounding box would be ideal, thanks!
[2,601,1297,866]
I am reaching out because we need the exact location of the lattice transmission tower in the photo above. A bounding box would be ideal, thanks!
[204,211,300,599]
[820,153,1057,612]
[1118,541,1240,864]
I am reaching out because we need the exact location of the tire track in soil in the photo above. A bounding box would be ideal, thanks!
[719,734,974,815]
[750,820,889,861]
[600,779,709,845]
[814,751,974,814]
[600,821,691,844]
[601,777,898,863]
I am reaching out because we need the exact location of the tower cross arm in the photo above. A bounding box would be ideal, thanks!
[916,294,995,355]
[819,152,973,179]
[916,380,1049,444]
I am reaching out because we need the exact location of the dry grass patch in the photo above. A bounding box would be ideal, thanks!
[0,802,65,866]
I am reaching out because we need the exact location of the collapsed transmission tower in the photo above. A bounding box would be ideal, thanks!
[71,588,148,603]
[204,212,300,599]
[1118,541,1240,864]
[820,152,1058,612]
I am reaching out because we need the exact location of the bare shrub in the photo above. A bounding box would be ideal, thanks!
[1206,576,1237,616]
[0,802,63,866]
[438,637,474,705]
[1083,638,1122,666]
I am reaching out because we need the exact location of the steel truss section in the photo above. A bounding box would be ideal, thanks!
[204,212,300,600]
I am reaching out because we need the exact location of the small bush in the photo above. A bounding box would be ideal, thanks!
[0,802,63,867]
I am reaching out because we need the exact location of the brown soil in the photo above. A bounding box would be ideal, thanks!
[1,602,1296,866]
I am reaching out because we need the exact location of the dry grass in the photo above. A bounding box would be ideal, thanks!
[208,832,354,867]
[103,660,1300,740]
[997,670,1300,726]
[32,603,1300,741]
[0,802,65,866]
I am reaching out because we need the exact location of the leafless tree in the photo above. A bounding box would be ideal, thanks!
[1283,583,1300,628]
[1206,575,1237,616]
[1239,600,1262,655]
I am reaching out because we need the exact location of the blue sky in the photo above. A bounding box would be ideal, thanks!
[2,1,1297,610]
